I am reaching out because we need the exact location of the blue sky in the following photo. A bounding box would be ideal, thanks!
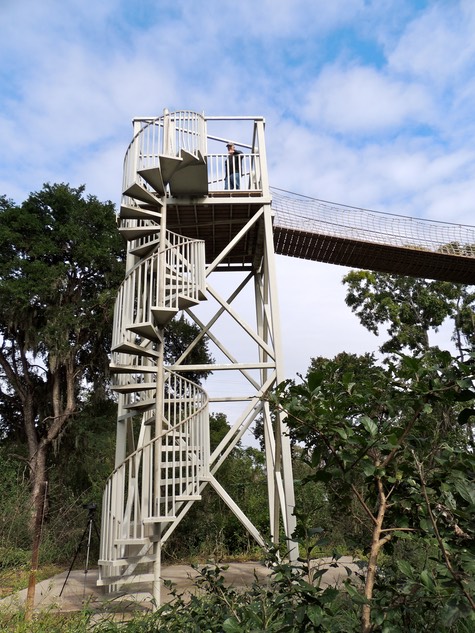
[1,0,473,380]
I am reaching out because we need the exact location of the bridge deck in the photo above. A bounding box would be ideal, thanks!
[273,226,475,284]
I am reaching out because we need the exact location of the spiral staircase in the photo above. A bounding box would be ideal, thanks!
[98,111,296,604]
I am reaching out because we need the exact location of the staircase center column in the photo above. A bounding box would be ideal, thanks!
[152,194,168,606]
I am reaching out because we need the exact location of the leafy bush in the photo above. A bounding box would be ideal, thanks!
[0,547,30,570]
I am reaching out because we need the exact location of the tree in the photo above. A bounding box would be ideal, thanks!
[344,270,475,446]
[0,184,124,610]
[272,350,475,631]
[343,271,475,357]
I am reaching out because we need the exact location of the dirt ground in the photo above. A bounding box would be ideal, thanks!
[0,557,361,618]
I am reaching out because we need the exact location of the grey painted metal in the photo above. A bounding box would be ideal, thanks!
[99,112,298,605]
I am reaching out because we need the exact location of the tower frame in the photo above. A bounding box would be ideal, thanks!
[99,111,297,603]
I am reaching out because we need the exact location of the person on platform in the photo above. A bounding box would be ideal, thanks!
[224,142,243,190]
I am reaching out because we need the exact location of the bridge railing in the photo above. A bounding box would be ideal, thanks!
[272,189,475,258]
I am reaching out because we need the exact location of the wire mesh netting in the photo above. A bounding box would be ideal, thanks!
[271,188,475,258]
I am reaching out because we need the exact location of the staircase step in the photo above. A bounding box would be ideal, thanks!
[114,537,149,545]
[159,155,183,183]
[120,204,162,221]
[97,572,155,587]
[138,166,166,195]
[112,382,156,394]
[109,363,157,374]
[143,516,176,524]
[151,306,178,326]
[100,554,157,567]
[128,238,159,257]
[112,341,159,358]
[176,494,201,501]
[123,182,161,205]
[127,321,162,341]
[178,294,200,310]
[119,226,159,241]
[123,398,156,412]
[169,151,208,196]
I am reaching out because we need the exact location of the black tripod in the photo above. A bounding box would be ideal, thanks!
[60,503,100,596]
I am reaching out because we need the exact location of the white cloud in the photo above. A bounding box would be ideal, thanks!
[387,1,475,85]
[276,258,380,378]
[302,64,433,134]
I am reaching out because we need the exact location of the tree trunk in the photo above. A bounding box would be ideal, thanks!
[361,477,388,633]
[25,447,47,620]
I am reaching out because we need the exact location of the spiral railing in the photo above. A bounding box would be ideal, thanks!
[99,370,209,586]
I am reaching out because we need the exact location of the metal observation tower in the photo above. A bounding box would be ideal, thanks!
[98,110,475,602]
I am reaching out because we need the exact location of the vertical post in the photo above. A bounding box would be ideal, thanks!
[152,190,168,608]
[262,202,298,560]
[255,119,270,197]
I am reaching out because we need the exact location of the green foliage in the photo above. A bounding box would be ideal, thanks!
[164,444,270,561]
[87,559,358,632]
[272,349,475,631]
[0,183,124,440]
[0,449,32,558]
[0,609,93,633]
[0,182,124,577]
[343,270,475,356]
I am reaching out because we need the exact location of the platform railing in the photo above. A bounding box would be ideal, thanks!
[207,153,262,192]
[122,112,266,198]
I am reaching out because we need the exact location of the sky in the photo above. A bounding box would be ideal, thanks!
[1,0,474,390]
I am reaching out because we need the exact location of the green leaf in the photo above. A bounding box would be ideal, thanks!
[388,433,400,446]
[345,581,369,604]
[397,559,413,577]
[308,470,333,483]
[362,461,376,477]
[360,415,378,437]
[307,605,323,626]
[223,617,243,633]
[308,370,324,392]
[420,569,434,590]
[452,479,475,505]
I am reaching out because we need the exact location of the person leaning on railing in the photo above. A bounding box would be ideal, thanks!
[224,142,243,190]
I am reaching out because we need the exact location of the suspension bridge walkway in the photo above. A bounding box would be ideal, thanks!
[271,188,475,285]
